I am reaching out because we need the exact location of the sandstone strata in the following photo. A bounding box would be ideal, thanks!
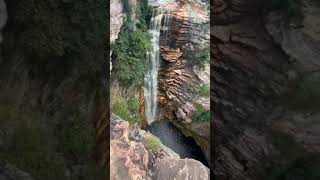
[157,0,210,162]
[110,114,210,180]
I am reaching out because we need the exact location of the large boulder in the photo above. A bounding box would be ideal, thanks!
[110,114,210,180]
[153,158,210,180]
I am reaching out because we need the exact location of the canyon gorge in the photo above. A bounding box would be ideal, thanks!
[0,0,319,179]
[110,0,210,179]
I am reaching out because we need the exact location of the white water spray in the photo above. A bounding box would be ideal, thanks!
[144,8,171,125]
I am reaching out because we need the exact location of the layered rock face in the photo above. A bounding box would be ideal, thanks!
[156,0,210,161]
[212,0,320,179]
[110,114,210,180]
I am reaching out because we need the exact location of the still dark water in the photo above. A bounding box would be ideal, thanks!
[147,121,208,167]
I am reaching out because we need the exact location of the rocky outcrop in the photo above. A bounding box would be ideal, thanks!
[212,0,320,179]
[160,0,209,49]
[156,0,210,162]
[110,0,125,45]
[153,158,210,180]
[110,0,124,70]
[160,47,182,63]
[110,115,150,180]
[110,114,210,180]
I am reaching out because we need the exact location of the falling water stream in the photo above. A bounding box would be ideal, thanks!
[144,4,208,167]
[144,8,170,125]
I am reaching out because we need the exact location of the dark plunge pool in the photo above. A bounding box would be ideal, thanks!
[147,121,208,167]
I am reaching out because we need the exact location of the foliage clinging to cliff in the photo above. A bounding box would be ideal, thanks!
[186,48,209,69]
[113,18,151,86]
[191,104,210,122]
[198,84,210,97]
[137,0,151,30]
[111,95,141,125]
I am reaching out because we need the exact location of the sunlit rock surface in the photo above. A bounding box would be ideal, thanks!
[153,158,210,180]
[110,114,209,180]
[157,0,210,163]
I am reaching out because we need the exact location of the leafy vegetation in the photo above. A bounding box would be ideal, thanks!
[112,0,152,87]
[198,84,210,97]
[282,78,320,112]
[111,95,142,125]
[186,48,209,69]
[111,96,131,121]
[113,29,151,86]
[137,0,151,30]
[191,104,210,122]
[144,135,161,152]
[128,96,140,113]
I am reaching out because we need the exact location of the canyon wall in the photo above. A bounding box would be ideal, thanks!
[157,0,211,161]
[212,0,320,179]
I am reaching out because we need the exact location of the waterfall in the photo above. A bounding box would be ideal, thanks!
[144,8,170,125]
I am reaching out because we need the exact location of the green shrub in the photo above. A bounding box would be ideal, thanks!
[111,96,130,121]
[144,135,161,152]
[128,96,140,113]
[198,84,210,97]
[137,0,151,30]
[186,48,209,69]
[111,95,142,125]
[113,30,151,86]
[191,104,210,122]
